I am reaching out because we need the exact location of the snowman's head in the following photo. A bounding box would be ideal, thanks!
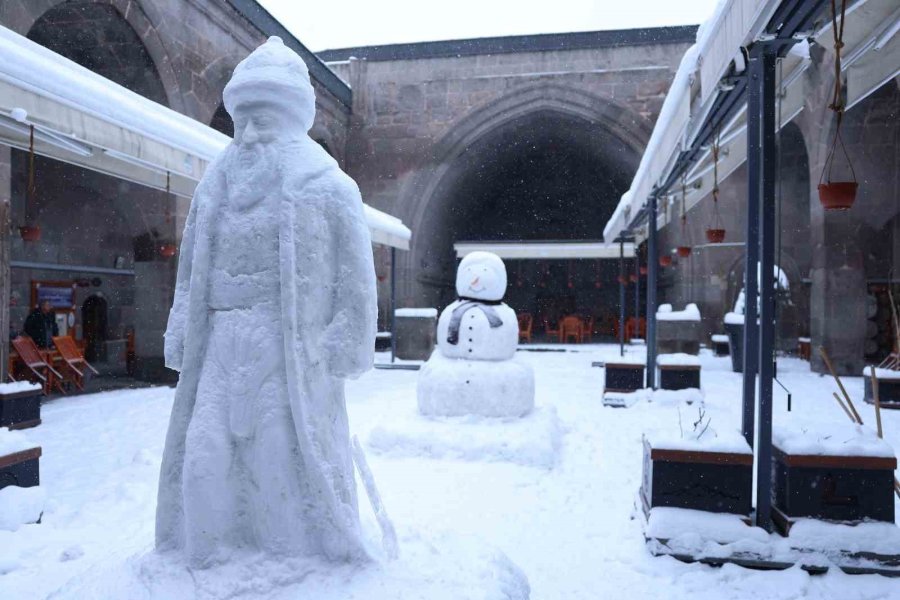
[456,251,507,301]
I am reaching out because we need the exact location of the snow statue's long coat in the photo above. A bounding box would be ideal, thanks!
[156,135,377,561]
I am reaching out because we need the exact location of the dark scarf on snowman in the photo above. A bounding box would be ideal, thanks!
[446,296,504,345]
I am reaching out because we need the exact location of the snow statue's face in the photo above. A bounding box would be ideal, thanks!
[456,251,507,301]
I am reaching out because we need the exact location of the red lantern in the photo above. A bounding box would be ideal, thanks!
[705,228,726,244]
[640,266,648,276]
[19,225,40,242]
[659,255,672,267]
[818,182,857,210]
[630,274,638,283]
[676,246,692,258]
[159,243,177,258]
[594,280,602,289]
[617,275,627,285]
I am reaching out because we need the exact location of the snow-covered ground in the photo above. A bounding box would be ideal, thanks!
[2,344,899,599]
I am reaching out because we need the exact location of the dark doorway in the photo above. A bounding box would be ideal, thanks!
[82,295,108,362]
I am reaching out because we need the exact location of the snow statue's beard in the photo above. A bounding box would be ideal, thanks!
[224,141,281,210]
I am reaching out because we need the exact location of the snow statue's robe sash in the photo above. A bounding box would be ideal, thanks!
[446,300,504,345]
[156,136,377,560]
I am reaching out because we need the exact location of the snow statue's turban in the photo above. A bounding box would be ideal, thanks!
[456,251,507,302]
[223,36,316,132]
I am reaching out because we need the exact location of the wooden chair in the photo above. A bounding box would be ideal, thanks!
[517,313,533,343]
[580,316,595,343]
[11,336,65,395]
[53,336,99,391]
[543,318,561,343]
[560,316,583,344]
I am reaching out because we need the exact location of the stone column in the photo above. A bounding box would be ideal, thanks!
[0,146,10,381]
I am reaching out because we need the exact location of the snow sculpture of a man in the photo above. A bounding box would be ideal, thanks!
[156,37,376,567]
[417,252,535,418]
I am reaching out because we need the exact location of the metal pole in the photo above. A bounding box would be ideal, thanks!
[647,195,658,389]
[634,254,640,340]
[742,50,762,446]
[756,48,778,532]
[390,246,397,363]
[619,239,625,357]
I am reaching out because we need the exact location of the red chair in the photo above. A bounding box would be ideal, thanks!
[543,318,561,343]
[580,316,595,343]
[53,336,99,391]
[517,313,533,343]
[11,335,65,395]
[560,316,583,344]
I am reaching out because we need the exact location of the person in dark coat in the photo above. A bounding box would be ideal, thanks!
[24,300,58,348]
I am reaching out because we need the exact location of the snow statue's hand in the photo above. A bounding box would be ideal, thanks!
[210,321,276,439]
[321,312,355,379]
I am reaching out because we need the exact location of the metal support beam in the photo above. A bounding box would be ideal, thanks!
[742,51,761,446]
[634,254,640,339]
[755,48,779,532]
[390,247,397,363]
[619,239,625,357]
[646,195,658,389]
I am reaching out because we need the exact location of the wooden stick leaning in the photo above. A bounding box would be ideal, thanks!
[819,347,863,424]
[870,366,883,438]
[832,392,855,422]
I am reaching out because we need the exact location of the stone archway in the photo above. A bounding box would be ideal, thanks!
[395,84,650,313]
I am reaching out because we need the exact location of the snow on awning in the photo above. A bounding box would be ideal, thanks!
[603,0,778,244]
[0,25,411,250]
[454,241,636,260]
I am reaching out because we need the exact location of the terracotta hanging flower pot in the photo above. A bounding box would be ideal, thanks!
[705,228,726,244]
[19,225,40,242]
[659,255,672,267]
[158,243,177,258]
[640,266,648,276]
[818,181,857,211]
[676,246,692,258]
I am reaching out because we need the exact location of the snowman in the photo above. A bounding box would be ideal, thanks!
[417,251,535,418]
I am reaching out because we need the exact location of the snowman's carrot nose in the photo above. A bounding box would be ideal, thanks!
[471,277,480,286]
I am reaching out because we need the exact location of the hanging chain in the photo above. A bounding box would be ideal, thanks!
[821,0,856,184]
[27,125,36,212]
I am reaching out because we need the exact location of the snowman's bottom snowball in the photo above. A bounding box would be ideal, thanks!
[417,353,535,418]
[49,535,530,600]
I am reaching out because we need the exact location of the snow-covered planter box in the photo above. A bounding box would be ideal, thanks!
[0,382,43,430]
[657,354,701,391]
[0,429,42,490]
[603,360,645,394]
[773,425,897,529]
[393,308,437,361]
[656,304,701,355]
[711,334,729,357]
[375,331,392,352]
[863,368,900,409]
[641,429,752,516]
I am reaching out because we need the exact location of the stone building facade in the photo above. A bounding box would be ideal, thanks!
[0,0,351,379]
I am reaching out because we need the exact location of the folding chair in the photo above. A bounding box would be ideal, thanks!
[11,336,65,395]
[53,336,99,391]
[560,316,583,344]
[543,318,561,343]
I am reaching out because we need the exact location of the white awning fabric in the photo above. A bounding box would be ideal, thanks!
[0,25,411,250]
[603,0,780,243]
[603,0,900,244]
[454,241,636,260]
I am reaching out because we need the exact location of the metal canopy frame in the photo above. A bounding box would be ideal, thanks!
[635,0,827,530]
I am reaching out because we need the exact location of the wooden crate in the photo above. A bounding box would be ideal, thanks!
[604,362,645,394]
[773,446,897,526]
[0,446,42,490]
[658,365,701,390]
[864,376,900,409]
[0,387,42,430]
[641,438,752,516]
